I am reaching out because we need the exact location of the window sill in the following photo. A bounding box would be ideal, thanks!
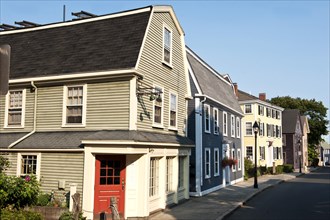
[62,124,86,128]
[4,126,25,129]
[204,131,211,134]
[162,61,173,69]
[168,127,178,131]
[166,191,175,196]
[152,124,165,129]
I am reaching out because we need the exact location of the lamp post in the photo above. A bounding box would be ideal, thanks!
[298,139,302,173]
[253,121,259,189]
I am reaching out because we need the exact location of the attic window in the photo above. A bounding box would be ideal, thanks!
[163,26,172,65]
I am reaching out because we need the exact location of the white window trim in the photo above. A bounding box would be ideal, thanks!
[162,23,173,67]
[4,89,26,128]
[62,84,87,127]
[214,148,220,176]
[213,108,219,135]
[246,146,254,161]
[236,117,240,138]
[231,148,236,172]
[245,122,253,136]
[237,149,241,171]
[244,104,252,114]
[152,85,164,128]
[231,114,235,137]
[204,104,211,133]
[17,153,41,180]
[168,91,178,130]
[205,148,211,179]
[223,111,228,136]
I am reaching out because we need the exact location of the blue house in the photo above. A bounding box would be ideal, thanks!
[186,47,244,196]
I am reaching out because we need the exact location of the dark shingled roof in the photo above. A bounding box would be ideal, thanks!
[1,130,193,149]
[187,49,243,115]
[0,10,150,79]
[282,109,302,133]
[0,132,29,148]
[237,89,259,101]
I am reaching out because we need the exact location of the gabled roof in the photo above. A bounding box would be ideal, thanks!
[237,89,259,101]
[282,109,302,133]
[186,47,243,116]
[0,7,151,80]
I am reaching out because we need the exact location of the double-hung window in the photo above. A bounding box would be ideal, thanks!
[245,104,252,114]
[232,149,236,171]
[17,153,41,180]
[231,115,235,137]
[237,149,241,170]
[163,26,172,65]
[205,148,211,178]
[236,117,241,138]
[204,104,210,133]
[223,112,228,136]
[246,122,253,136]
[63,85,86,126]
[5,90,26,127]
[153,86,163,126]
[213,108,219,134]
[178,156,185,188]
[260,146,265,160]
[214,148,220,176]
[166,157,174,193]
[246,146,253,161]
[169,93,177,128]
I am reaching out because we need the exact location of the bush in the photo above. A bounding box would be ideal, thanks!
[244,158,260,180]
[0,208,43,220]
[275,165,284,174]
[283,164,294,173]
[59,211,86,220]
[0,174,40,209]
[312,158,319,167]
[36,193,51,206]
[0,155,9,173]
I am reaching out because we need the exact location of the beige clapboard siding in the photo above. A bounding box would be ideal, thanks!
[86,80,130,129]
[2,152,18,176]
[40,152,84,200]
[137,12,187,135]
[0,94,5,129]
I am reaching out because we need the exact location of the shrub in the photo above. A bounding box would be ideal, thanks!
[59,211,86,220]
[275,165,284,174]
[312,158,319,167]
[0,208,43,220]
[36,193,51,206]
[283,164,294,173]
[0,155,9,173]
[244,158,258,180]
[0,174,40,209]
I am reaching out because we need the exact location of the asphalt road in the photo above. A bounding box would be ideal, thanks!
[225,167,330,220]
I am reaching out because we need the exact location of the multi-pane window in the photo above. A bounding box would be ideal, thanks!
[259,123,264,136]
[236,117,240,138]
[266,108,271,117]
[260,146,265,160]
[204,104,210,133]
[273,147,278,160]
[7,90,24,126]
[153,86,163,125]
[276,111,281,119]
[246,122,253,135]
[66,86,83,124]
[258,105,264,115]
[166,157,174,192]
[178,156,185,188]
[232,149,236,171]
[149,157,160,197]
[163,27,172,64]
[21,155,37,176]
[237,149,241,170]
[100,159,121,185]
[231,115,235,137]
[169,93,177,127]
[245,104,252,114]
[223,112,228,136]
[205,148,211,178]
[246,146,253,160]
[274,147,281,160]
[214,148,220,176]
[272,109,276,118]
[213,108,219,134]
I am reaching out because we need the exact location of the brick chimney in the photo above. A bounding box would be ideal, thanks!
[233,83,238,98]
[259,93,266,101]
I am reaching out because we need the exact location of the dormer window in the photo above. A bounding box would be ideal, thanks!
[163,25,172,65]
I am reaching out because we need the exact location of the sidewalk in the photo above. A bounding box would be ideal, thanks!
[150,167,318,220]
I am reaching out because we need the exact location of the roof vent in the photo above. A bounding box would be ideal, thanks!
[15,20,40,27]
[71,10,96,19]
[0,24,17,31]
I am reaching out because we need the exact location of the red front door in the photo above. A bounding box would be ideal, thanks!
[94,155,126,219]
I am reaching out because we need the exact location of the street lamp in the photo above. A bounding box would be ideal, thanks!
[253,121,259,189]
[298,139,302,173]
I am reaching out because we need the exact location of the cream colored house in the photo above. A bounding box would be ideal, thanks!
[236,89,284,168]
[0,6,193,219]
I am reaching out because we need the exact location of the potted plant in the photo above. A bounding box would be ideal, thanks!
[222,157,237,167]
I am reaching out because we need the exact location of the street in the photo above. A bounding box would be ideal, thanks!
[225,167,330,220]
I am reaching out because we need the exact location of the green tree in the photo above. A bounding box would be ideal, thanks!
[0,155,9,173]
[270,96,329,162]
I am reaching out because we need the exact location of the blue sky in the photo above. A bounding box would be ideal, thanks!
[1,0,329,139]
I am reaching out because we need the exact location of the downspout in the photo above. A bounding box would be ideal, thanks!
[196,95,206,195]
[9,81,37,148]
